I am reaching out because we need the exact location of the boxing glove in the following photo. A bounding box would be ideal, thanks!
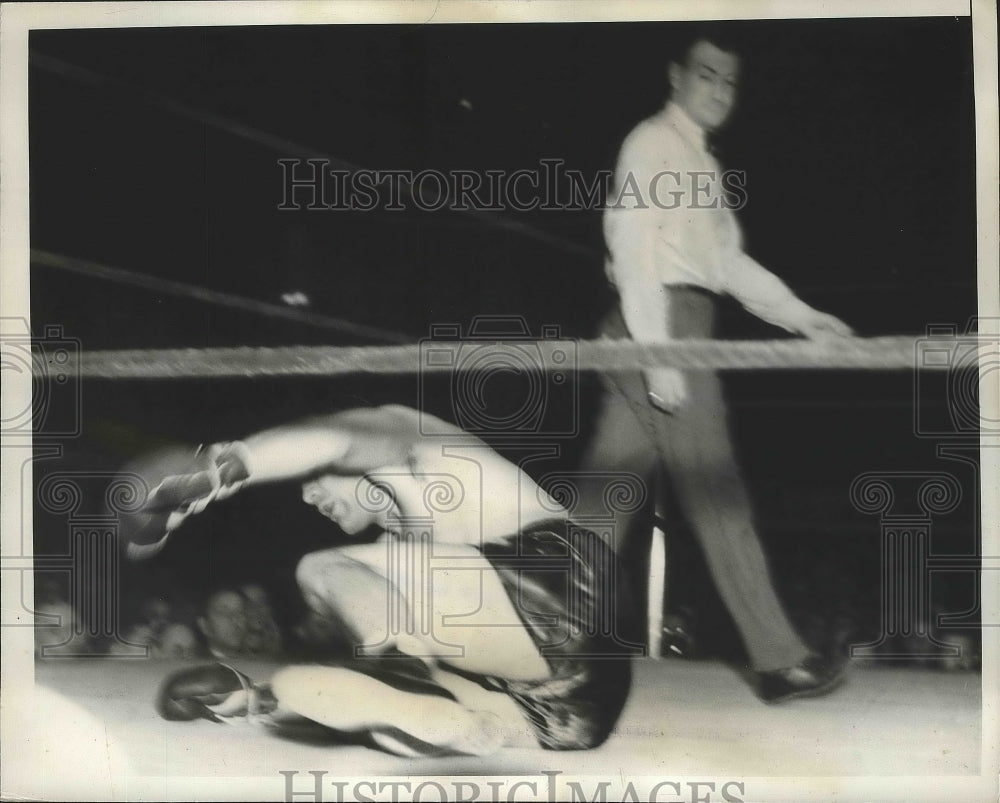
[156,662,275,723]
[115,442,251,560]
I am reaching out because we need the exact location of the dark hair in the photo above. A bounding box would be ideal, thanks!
[674,23,745,66]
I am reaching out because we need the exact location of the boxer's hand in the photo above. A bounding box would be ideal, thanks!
[146,442,251,515]
[117,442,251,561]
[156,663,246,723]
[646,367,687,414]
[797,310,854,342]
[156,663,273,723]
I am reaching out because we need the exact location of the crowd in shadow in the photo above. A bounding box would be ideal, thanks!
[33,565,981,672]
[33,578,296,662]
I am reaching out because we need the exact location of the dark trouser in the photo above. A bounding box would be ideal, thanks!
[579,286,809,671]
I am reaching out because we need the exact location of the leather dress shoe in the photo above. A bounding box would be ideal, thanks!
[661,607,699,658]
[754,653,846,703]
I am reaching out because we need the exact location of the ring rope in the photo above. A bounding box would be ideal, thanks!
[30,336,974,380]
[31,248,411,344]
[30,52,595,261]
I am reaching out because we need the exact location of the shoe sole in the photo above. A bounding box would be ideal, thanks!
[759,669,848,704]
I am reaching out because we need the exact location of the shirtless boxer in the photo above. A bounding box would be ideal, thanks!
[122,405,638,756]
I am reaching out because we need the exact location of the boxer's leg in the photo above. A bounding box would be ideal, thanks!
[428,665,537,748]
[269,665,510,755]
[286,543,550,754]
[294,546,402,654]
[295,543,551,680]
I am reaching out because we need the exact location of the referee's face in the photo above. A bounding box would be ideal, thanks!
[670,39,740,132]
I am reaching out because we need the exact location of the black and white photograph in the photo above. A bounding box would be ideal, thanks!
[1,1,997,801]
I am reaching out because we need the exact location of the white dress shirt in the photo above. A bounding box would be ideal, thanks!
[604,101,817,343]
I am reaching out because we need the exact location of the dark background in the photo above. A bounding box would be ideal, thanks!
[28,18,981,662]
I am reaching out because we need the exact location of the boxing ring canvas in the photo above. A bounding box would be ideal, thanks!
[2,2,997,802]
[21,657,983,797]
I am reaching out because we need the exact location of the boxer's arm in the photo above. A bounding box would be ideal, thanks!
[141,416,367,514]
[238,408,418,483]
[125,409,409,559]
[145,408,417,522]
[164,407,418,500]
[237,420,353,483]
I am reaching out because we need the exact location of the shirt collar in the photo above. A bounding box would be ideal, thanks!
[662,101,708,152]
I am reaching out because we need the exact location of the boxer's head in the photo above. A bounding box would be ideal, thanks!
[301,473,391,535]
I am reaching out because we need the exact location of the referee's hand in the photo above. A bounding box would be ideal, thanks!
[799,310,854,341]
[646,367,687,414]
